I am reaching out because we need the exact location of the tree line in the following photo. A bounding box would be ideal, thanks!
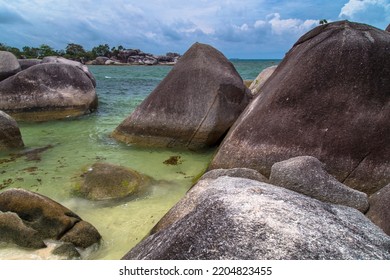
[0,43,126,62]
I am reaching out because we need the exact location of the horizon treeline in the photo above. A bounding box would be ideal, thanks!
[0,42,137,62]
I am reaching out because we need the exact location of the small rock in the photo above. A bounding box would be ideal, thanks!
[269,156,369,212]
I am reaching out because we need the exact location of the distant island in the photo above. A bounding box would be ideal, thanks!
[0,43,181,65]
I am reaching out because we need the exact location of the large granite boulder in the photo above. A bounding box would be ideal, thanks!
[366,184,390,236]
[0,110,24,150]
[209,21,390,195]
[386,24,390,32]
[41,56,96,87]
[75,162,150,201]
[269,156,369,213]
[112,42,250,150]
[0,188,101,251]
[0,63,98,121]
[0,51,21,81]
[123,175,390,260]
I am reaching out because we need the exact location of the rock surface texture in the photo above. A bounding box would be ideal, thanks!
[0,189,101,253]
[0,110,24,150]
[123,176,390,260]
[209,21,390,195]
[366,184,390,236]
[269,156,369,212]
[0,51,21,81]
[112,42,250,150]
[0,63,98,121]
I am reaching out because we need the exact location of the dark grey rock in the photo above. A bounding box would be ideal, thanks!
[123,176,390,260]
[209,21,390,195]
[18,59,42,70]
[0,211,46,249]
[269,156,369,212]
[0,63,98,121]
[0,110,24,150]
[112,42,250,150]
[41,56,96,87]
[0,51,21,81]
[367,184,390,235]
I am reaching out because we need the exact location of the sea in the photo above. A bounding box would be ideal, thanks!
[0,59,280,260]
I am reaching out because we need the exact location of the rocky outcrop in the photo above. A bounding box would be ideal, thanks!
[209,21,390,195]
[248,65,277,96]
[0,51,21,81]
[0,189,101,253]
[269,156,369,213]
[123,175,390,260]
[0,63,98,121]
[90,51,180,66]
[112,42,250,150]
[0,110,24,150]
[75,162,150,201]
[366,184,390,235]
[386,24,390,32]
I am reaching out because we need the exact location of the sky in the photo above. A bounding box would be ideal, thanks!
[0,0,389,58]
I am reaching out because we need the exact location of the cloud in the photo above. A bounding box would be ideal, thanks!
[0,3,28,24]
[2,0,387,58]
[339,0,390,26]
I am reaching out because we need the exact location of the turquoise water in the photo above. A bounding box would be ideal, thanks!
[0,60,279,260]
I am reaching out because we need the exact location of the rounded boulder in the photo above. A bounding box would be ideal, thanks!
[0,63,98,121]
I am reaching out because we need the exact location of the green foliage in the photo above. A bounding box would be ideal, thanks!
[92,44,110,57]
[0,42,138,62]
[319,19,328,25]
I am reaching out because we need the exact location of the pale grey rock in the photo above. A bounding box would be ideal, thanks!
[200,168,268,183]
[248,65,277,95]
[0,51,21,81]
[367,184,390,235]
[123,176,390,260]
[269,156,369,212]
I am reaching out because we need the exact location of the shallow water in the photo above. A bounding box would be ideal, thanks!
[0,60,280,260]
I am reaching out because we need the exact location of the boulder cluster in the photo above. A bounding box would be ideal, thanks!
[90,49,181,66]
[0,20,389,260]
[118,21,390,260]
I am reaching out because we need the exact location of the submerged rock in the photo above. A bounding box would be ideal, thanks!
[0,63,98,121]
[269,156,369,213]
[0,51,21,81]
[0,110,24,151]
[75,162,150,201]
[209,21,390,194]
[366,184,390,236]
[112,42,250,150]
[123,176,390,260]
[0,188,101,252]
